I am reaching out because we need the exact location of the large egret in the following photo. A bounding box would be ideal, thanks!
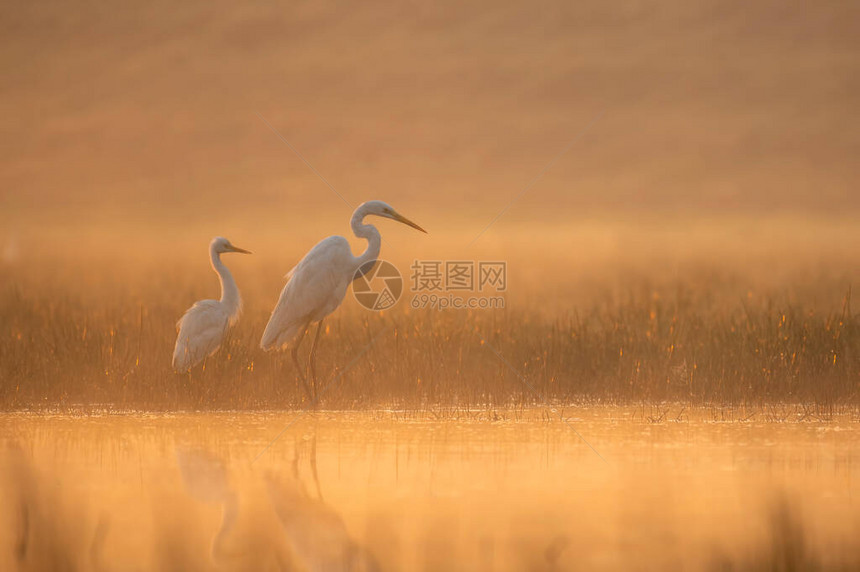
[260,200,426,399]
[173,237,251,372]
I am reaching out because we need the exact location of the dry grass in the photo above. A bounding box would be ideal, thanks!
[1,242,857,412]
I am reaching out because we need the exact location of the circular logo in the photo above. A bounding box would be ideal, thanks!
[352,260,403,311]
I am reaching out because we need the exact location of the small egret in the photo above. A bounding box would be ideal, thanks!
[173,237,251,372]
[260,201,426,399]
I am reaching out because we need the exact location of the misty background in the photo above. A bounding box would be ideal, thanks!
[1,1,858,286]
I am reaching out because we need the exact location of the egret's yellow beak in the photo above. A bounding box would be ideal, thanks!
[391,212,428,234]
[229,245,252,254]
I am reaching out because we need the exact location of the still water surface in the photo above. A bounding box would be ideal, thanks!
[1,407,858,571]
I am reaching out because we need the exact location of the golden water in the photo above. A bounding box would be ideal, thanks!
[1,408,858,571]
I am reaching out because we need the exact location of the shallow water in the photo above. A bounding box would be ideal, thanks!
[1,407,858,571]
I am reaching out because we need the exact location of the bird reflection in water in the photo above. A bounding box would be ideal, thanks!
[177,436,380,572]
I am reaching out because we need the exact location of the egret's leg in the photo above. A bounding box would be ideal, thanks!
[308,319,324,402]
[291,323,312,401]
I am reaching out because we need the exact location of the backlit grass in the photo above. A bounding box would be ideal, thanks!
[1,244,856,411]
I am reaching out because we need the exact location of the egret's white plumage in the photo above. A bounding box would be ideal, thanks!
[261,201,426,397]
[173,237,251,372]
[260,236,354,351]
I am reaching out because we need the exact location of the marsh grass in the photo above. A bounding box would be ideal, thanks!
[1,249,857,412]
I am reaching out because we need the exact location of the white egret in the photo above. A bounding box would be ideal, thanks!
[260,200,426,399]
[173,237,251,372]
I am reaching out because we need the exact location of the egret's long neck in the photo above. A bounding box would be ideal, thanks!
[210,246,241,316]
[351,206,381,269]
